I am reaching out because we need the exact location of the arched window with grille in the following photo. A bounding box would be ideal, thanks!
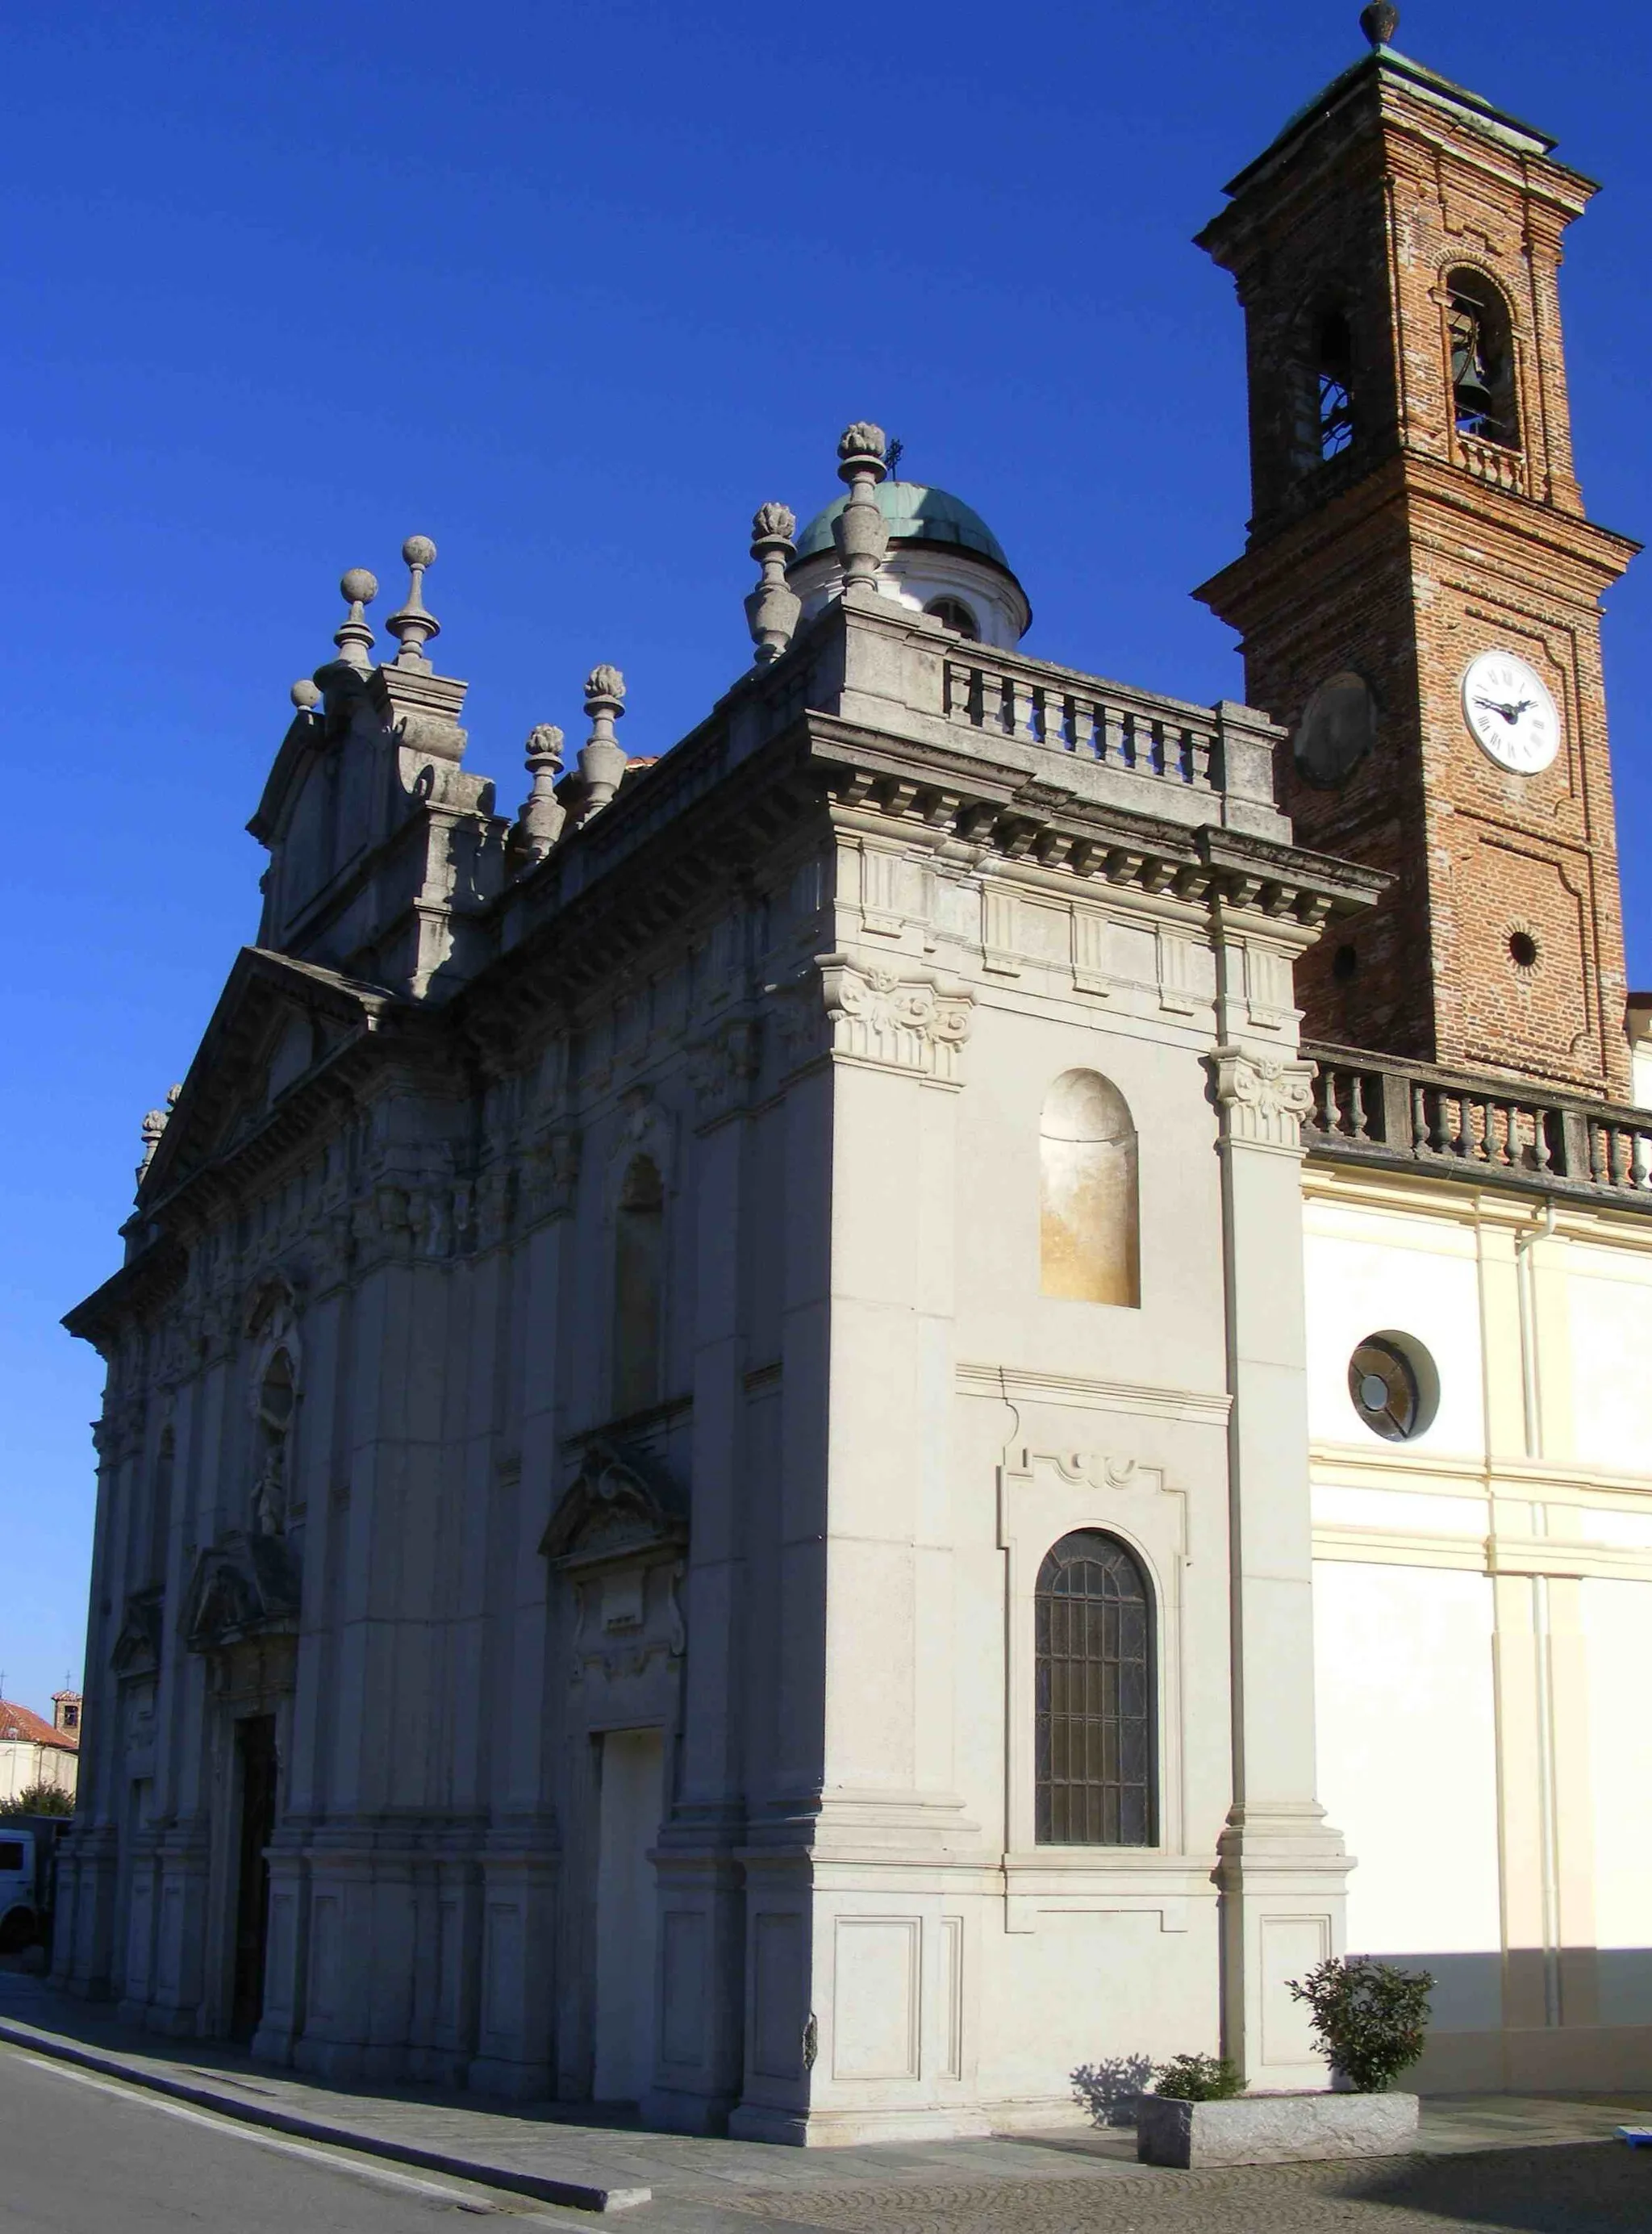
[1314,307,1356,460]
[1035,1530,1155,1846]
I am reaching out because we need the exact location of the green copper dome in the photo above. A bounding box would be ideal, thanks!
[792,481,1015,574]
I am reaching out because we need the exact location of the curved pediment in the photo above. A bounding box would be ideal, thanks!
[540,1437,687,1572]
[182,1529,302,1651]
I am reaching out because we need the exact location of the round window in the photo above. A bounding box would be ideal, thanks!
[1347,1331,1438,1442]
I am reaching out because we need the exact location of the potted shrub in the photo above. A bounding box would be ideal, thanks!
[1137,1959,1435,2169]
[1289,1956,1435,2093]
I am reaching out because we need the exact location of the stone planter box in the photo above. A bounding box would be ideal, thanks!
[1137,2090,1419,2169]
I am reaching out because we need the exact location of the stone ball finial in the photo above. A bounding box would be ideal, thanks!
[838,422,887,466]
[751,500,798,544]
[584,663,627,707]
[1359,2,1399,47]
[290,679,322,712]
[387,535,441,669]
[332,567,379,672]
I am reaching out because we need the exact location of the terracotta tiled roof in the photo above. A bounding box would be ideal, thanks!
[0,1700,78,1752]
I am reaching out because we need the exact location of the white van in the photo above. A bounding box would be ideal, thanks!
[0,1823,53,1952]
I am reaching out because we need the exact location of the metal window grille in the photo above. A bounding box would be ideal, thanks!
[1035,1530,1154,1845]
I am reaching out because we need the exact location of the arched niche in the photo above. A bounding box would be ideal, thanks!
[1039,1070,1140,1307]
[612,1154,665,1416]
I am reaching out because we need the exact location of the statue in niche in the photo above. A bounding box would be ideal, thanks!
[251,1348,295,1535]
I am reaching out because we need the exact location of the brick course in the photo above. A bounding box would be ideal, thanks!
[1194,48,1637,1099]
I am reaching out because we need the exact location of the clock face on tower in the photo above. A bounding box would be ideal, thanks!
[1462,649,1562,775]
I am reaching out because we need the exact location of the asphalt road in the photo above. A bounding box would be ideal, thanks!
[0,2044,582,2232]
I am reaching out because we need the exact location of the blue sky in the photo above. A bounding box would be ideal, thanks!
[2,1,1650,1714]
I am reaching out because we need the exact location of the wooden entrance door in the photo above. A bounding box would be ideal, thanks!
[231,1715,277,2040]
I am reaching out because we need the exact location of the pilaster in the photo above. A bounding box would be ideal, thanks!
[1209,996,1352,2088]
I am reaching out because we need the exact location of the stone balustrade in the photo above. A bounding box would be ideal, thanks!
[1455,432,1526,495]
[938,642,1255,800]
[1304,1042,1652,1203]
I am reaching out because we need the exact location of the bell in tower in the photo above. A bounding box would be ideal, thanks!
[1193,5,1638,1100]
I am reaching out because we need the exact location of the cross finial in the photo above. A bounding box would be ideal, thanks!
[1359,3,1399,48]
[334,567,379,671]
[386,535,441,670]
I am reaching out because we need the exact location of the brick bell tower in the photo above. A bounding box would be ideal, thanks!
[1195,2,1638,1100]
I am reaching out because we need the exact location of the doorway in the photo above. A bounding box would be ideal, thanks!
[231,1715,277,2040]
[592,1727,663,2102]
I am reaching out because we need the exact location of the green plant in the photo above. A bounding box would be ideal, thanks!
[1153,2052,1244,2102]
[0,1783,73,1819]
[1287,1956,1435,2092]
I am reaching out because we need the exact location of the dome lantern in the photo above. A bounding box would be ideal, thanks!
[789,473,1031,649]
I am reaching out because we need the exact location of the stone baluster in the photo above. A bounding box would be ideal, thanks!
[745,503,801,666]
[578,666,628,819]
[511,724,567,868]
[385,536,441,672]
[832,421,889,599]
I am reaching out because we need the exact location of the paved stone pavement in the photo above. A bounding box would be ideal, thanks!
[715,2146,1652,2233]
[4,1960,1650,2230]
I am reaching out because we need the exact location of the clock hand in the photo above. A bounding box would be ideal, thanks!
[1473,696,1521,724]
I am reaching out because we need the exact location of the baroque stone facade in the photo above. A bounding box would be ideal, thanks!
[53,9,1652,2134]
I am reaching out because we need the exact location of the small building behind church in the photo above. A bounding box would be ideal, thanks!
[1,1696,81,1807]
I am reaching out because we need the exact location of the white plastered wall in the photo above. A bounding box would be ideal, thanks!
[1303,1165,1652,2089]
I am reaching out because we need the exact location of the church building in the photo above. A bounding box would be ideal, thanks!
[53,7,1652,2133]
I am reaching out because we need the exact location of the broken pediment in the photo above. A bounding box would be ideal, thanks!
[182,1528,302,1653]
[540,1436,688,1572]
[137,947,404,1208]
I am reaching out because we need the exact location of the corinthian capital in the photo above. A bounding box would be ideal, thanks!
[1211,1045,1316,1150]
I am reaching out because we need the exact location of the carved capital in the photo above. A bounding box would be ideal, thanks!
[779,955,975,1084]
[688,1017,762,1126]
[1211,1046,1316,1150]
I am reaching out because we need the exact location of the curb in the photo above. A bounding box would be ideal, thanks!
[0,2016,652,2212]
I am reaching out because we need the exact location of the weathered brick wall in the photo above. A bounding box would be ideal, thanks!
[1195,57,1635,1099]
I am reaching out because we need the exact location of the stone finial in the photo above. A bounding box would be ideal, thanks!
[290,679,322,713]
[832,421,889,595]
[511,722,567,867]
[1359,2,1398,47]
[386,535,441,671]
[578,666,628,818]
[136,1083,182,1191]
[745,501,801,666]
[333,567,379,671]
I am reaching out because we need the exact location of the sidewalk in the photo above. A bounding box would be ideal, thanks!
[2,1965,1648,2230]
